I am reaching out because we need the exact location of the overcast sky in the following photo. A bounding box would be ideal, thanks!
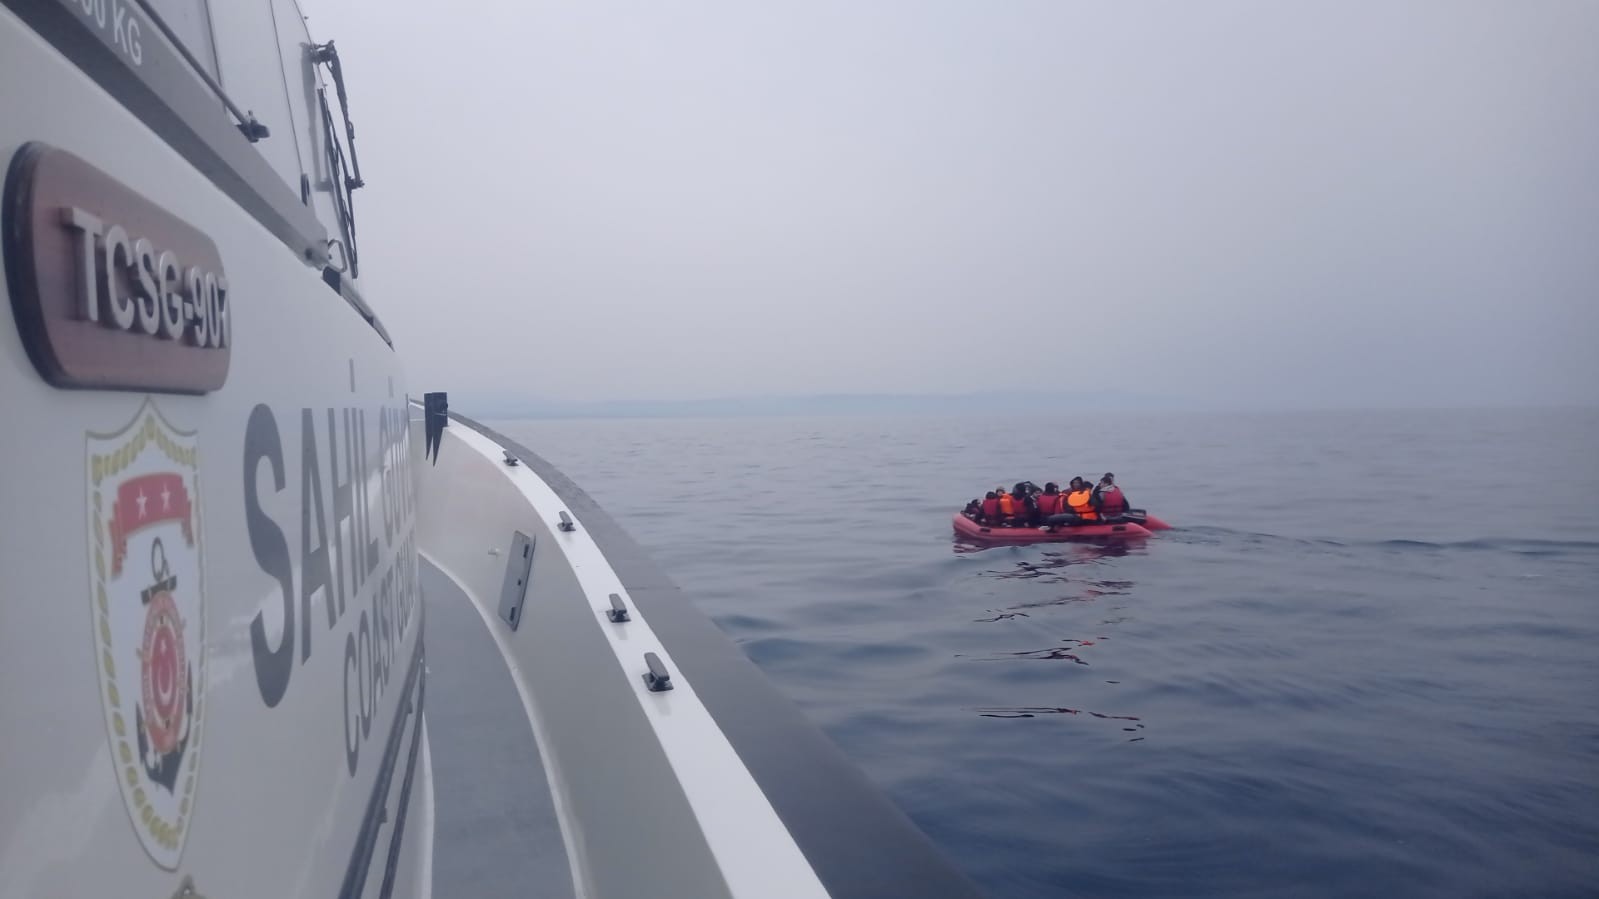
[312,0,1597,409]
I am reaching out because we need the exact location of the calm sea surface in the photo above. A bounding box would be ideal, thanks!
[495,408,1599,898]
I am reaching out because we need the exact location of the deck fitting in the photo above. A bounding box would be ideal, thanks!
[642,652,673,692]
[606,593,630,623]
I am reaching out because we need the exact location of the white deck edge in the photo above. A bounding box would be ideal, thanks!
[416,720,435,899]
[440,420,831,899]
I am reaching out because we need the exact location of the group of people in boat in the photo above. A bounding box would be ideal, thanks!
[963,473,1133,529]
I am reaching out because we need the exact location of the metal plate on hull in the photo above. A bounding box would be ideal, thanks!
[497,530,534,630]
[3,142,231,393]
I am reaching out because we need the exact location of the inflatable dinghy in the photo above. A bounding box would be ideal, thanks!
[952,512,1153,544]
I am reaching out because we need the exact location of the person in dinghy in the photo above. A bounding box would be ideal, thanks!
[965,483,1036,527]
[1093,473,1130,519]
[1039,477,1100,530]
[1088,472,1164,528]
[1033,482,1065,521]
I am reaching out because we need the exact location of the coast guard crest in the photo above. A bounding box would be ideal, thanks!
[87,401,207,868]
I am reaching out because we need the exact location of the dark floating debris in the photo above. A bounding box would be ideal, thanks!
[973,610,1030,622]
[1007,594,1100,610]
[976,706,1082,719]
[975,705,1145,727]
[971,638,1101,664]
[1017,649,1086,664]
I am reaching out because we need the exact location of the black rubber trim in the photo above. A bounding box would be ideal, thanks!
[322,268,392,347]
[1,143,55,384]
[451,412,985,899]
[378,658,427,898]
[4,0,395,348]
[339,630,426,899]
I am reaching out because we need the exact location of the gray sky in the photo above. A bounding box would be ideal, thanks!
[314,0,1598,409]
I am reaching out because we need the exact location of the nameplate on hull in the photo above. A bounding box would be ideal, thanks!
[3,142,230,393]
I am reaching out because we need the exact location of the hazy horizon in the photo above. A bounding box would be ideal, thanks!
[462,387,1599,420]
[314,1,1598,411]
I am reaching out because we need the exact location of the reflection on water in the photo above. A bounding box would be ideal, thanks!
[963,639,1103,664]
[975,705,1147,740]
[960,543,1154,741]
[497,409,1599,899]
[977,707,1143,724]
[972,610,1029,622]
[952,536,1142,558]
[976,548,1139,630]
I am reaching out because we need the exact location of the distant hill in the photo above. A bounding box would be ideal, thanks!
[459,390,1184,419]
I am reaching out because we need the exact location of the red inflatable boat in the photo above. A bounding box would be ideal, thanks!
[952,512,1154,544]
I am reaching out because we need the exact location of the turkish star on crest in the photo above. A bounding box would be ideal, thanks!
[161,485,172,511]
[136,490,148,517]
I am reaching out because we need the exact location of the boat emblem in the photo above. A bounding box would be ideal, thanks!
[87,400,207,868]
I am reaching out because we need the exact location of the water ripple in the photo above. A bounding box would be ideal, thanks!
[494,409,1599,899]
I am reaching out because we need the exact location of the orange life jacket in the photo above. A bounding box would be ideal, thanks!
[1065,488,1097,520]
[998,493,1016,517]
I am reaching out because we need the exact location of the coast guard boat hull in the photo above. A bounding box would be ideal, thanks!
[0,1,981,896]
